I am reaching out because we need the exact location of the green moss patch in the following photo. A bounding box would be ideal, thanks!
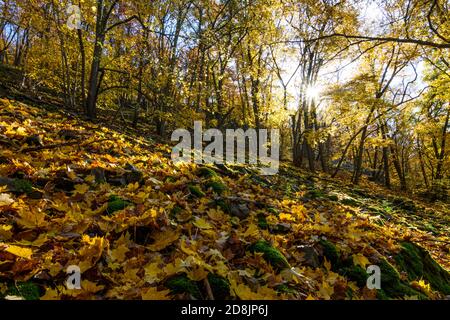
[340,197,360,207]
[188,185,205,198]
[249,240,290,270]
[257,214,268,229]
[12,178,33,194]
[106,195,132,215]
[207,273,230,300]
[275,284,296,295]
[318,240,430,299]
[205,177,227,195]
[5,282,41,300]
[165,274,202,299]
[318,239,340,265]
[214,198,231,213]
[305,189,325,199]
[340,264,368,287]
[197,167,218,178]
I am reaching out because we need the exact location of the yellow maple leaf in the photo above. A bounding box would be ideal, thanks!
[48,262,63,277]
[144,262,162,283]
[132,191,148,203]
[193,217,212,229]
[0,224,13,240]
[141,287,171,300]
[127,182,140,192]
[232,283,258,300]
[82,280,105,293]
[318,280,334,300]
[16,206,47,229]
[110,244,129,262]
[15,126,27,136]
[352,253,370,269]
[85,203,108,216]
[187,266,208,281]
[84,175,96,183]
[231,281,277,300]
[5,245,33,259]
[180,239,198,257]
[123,268,141,283]
[207,208,226,222]
[324,257,332,271]
[0,193,14,206]
[148,229,180,251]
[280,213,296,222]
[243,223,259,238]
[67,170,78,180]
[214,261,229,278]
[40,288,60,300]
[73,184,90,195]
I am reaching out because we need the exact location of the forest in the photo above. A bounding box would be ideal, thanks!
[0,0,449,301]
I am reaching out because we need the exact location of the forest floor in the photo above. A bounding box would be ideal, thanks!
[0,65,449,300]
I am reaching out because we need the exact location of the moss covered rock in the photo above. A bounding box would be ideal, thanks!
[340,264,368,287]
[198,167,218,178]
[319,240,430,299]
[207,273,230,300]
[0,177,38,196]
[395,242,450,295]
[375,258,421,298]
[365,258,425,299]
[205,177,227,195]
[12,178,33,194]
[5,282,41,300]
[318,239,340,265]
[165,274,202,299]
[249,240,290,270]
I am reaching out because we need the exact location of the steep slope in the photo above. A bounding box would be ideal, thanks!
[0,97,449,300]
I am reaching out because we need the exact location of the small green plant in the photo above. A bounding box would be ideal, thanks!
[165,274,202,299]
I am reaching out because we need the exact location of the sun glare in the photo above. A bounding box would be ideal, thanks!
[305,85,322,101]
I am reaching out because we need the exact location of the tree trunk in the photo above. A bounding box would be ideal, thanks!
[77,28,86,113]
